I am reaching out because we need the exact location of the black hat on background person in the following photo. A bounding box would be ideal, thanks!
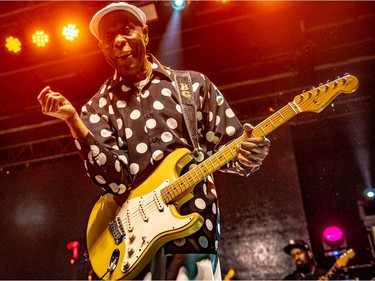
[283,239,310,254]
[282,239,328,280]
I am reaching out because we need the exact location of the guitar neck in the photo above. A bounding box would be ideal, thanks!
[323,249,355,280]
[161,102,301,203]
[324,263,340,279]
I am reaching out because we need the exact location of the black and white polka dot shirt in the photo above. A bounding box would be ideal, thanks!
[75,54,248,195]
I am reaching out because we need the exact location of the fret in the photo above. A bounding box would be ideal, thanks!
[161,188,173,202]
[292,100,302,112]
[169,183,180,197]
[258,124,267,135]
[201,162,210,175]
[267,117,276,128]
[196,164,206,178]
[191,167,200,182]
[213,153,223,166]
[218,149,229,162]
[288,102,298,114]
[226,145,236,158]
[184,171,194,186]
[277,110,286,120]
[207,157,216,170]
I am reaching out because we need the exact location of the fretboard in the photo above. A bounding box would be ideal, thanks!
[161,101,302,203]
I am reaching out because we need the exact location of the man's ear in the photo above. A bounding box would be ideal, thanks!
[308,250,314,259]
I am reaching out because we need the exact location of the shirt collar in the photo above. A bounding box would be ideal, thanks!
[107,54,173,91]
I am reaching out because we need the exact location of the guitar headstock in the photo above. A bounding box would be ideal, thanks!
[336,248,356,268]
[293,74,359,113]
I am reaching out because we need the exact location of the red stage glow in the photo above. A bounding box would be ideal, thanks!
[67,240,80,261]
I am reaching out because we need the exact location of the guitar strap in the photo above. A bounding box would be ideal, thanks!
[174,70,200,158]
[166,71,219,256]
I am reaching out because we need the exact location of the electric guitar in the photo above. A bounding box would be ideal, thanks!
[323,249,355,279]
[86,74,359,280]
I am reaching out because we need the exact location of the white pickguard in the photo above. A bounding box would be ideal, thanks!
[115,180,196,273]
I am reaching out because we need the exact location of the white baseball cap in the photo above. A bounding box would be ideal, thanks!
[89,2,147,40]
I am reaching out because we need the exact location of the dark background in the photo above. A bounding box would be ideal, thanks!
[1,1,374,279]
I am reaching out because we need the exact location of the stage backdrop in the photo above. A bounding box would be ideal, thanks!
[1,118,374,279]
[0,125,310,280]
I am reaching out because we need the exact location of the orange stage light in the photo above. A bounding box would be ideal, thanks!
[32,30,49,47]
[5,36,22,53]
[62,24,79,41]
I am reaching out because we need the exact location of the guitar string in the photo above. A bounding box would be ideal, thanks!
[116,97,305,224]
[116,105,301,227]
[111,82,342,239]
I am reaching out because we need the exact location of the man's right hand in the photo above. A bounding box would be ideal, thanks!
[37,86,77,121]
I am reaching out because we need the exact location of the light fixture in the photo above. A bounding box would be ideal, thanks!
[321,225,348,255]
[32,30,49,47]
[5,36,22,53]
[172,0,189,11]
[62,24,79,41]
[364,187,375,199]
[323,226,343,243]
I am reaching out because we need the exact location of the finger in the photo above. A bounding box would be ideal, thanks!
[237,154,254,167]
[240,141,258,150]
[238,146,252,158]
[37,86,51,103]
[43,92,64,112]
[47,98,60,112]
[238,153,262,167]
[243,123,253,132]
[243,137,271,147]
[44,94,53,113]
[261,137,271,147]
[239,146,266,160]
[37,87,52,113]
[239,144,269,162]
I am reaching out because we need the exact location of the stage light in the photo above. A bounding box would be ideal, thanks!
[5,36,21,53]
[321,225,348,253]
[364,187,375,199]
[67,240,80,263]
[323,226,343,243]
[62,24,79,41]
[32,30,49,47]
[172,0,189,11]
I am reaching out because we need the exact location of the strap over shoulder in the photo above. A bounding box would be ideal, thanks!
[174,70,200,158]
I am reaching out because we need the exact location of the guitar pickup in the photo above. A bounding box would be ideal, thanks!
[138,202,149,222]
[109,216,126,245]
[153,191,164,211]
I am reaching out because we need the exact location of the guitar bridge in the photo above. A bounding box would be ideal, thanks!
[109,216,126,245]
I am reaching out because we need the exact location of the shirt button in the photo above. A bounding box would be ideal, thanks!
[146,113,152,118]
[152,137,158,143]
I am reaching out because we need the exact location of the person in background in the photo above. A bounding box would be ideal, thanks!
[37,2,270,280]
[283,239,328,280]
